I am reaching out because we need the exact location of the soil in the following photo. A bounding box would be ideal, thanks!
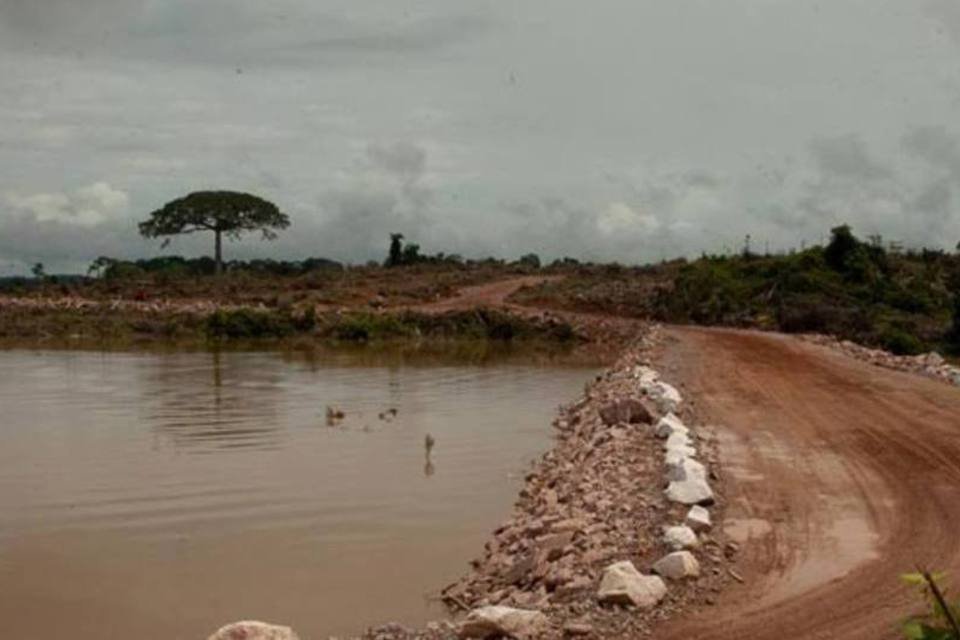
[655,326,960,640]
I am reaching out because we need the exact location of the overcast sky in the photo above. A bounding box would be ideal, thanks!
[2,0,960,273]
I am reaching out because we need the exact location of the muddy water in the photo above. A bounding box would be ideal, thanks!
[0,346,596,639]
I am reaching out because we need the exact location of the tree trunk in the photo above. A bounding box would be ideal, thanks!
[214,229,223,275]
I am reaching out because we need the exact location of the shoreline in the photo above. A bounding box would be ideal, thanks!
[346,324,737,640]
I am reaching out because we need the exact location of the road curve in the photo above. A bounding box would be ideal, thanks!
[657,327,960,640]
[416,276,558,312]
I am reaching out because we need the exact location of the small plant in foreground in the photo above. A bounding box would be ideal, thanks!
[901,570,960,639]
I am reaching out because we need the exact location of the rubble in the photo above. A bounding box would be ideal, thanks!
[802,334,960,387]
[597,561,667,608]
[355,324,735,639]
[685,506,712,533]
[666,476,715,506]
[652,552,701,580]
[458,606,549,639]
[662,525,700,550]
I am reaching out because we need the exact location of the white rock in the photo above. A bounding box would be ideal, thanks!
[597,561,667,609]
[649,382,683,412]
[207,621,300,640]
[924,352,946,367]
[635,366,659,388]
[654,413,688,439]
[458,606,549,639]
[685,505,712,532]
[662,525,699,550]
[652,551,701,580]
[666,457,706,483]
[664,431,693,451]
[666,476,715,506]
[664,448,697,468]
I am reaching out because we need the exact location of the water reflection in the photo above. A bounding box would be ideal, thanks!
[140,348,286,452]
[0,345,597,639]
[424,433,436,477]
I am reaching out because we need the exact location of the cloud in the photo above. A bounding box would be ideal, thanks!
[0,1,496,67]
[309,141,441,261]
[4,182,130,227]
[597,202,660,236]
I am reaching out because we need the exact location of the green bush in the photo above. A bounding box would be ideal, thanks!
[901,571,960,640]
[206,309,295,339]
[879,327,923,355]
[330,313,415,341]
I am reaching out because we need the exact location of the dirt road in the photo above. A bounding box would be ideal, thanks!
[657,327,960,640]
[417,275,558,312]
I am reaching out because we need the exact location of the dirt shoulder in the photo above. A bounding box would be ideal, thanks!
[654,326,960,640]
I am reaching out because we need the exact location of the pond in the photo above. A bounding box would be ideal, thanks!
[0,344,597,639]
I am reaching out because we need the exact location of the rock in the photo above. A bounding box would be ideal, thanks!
[563,622,594,636]
[654,413,688,439]
[555,575,593,598]
[550,518,588,534]
[666,457,707,483]
[666,476,715,506]
[597,561,667,609]
[662,525,699,550]
[458,606,549,639]
[685,505,712,532]
[664,441,698,464]
[924,352,946,367]
[207,621,300,640]
[599,397,654,426]
[650,381,683,412]
[535,531,574,562]
[663,431,693,451]
[635,366,659,388]
[652,551,701,580]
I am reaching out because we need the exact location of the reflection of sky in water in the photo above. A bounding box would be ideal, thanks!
[0,346,596,638]
[0,347,595,536]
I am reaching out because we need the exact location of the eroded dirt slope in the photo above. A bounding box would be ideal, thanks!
[657,327,960,640]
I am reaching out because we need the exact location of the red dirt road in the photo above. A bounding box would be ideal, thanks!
[417,276,558,312]
[657,327,960,640]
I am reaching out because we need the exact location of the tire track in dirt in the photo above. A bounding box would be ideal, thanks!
[656,327,960,640]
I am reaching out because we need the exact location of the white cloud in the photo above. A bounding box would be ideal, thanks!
[5,182,130,227]
[597,202,660,236]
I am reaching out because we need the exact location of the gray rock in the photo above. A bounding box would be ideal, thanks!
[599,397,654,426]
[652,551,701,580]
[685,505,712,532]
[458,606,549,639]
[207,621,300,640]
[597,560,667,609]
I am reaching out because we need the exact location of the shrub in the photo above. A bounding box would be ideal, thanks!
[206,309,294,339]
[901,571,960,639]
[879,327,923,355]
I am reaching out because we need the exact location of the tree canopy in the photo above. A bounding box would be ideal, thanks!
[139,191,289,274]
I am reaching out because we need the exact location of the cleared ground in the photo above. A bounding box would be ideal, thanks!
[658,327,960,640]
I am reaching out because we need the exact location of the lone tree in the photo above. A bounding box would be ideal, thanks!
[139,191,289,275]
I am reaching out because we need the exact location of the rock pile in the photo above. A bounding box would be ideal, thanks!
[207,325,741,640]
[418,325,733,639]
[802,334,960,386]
